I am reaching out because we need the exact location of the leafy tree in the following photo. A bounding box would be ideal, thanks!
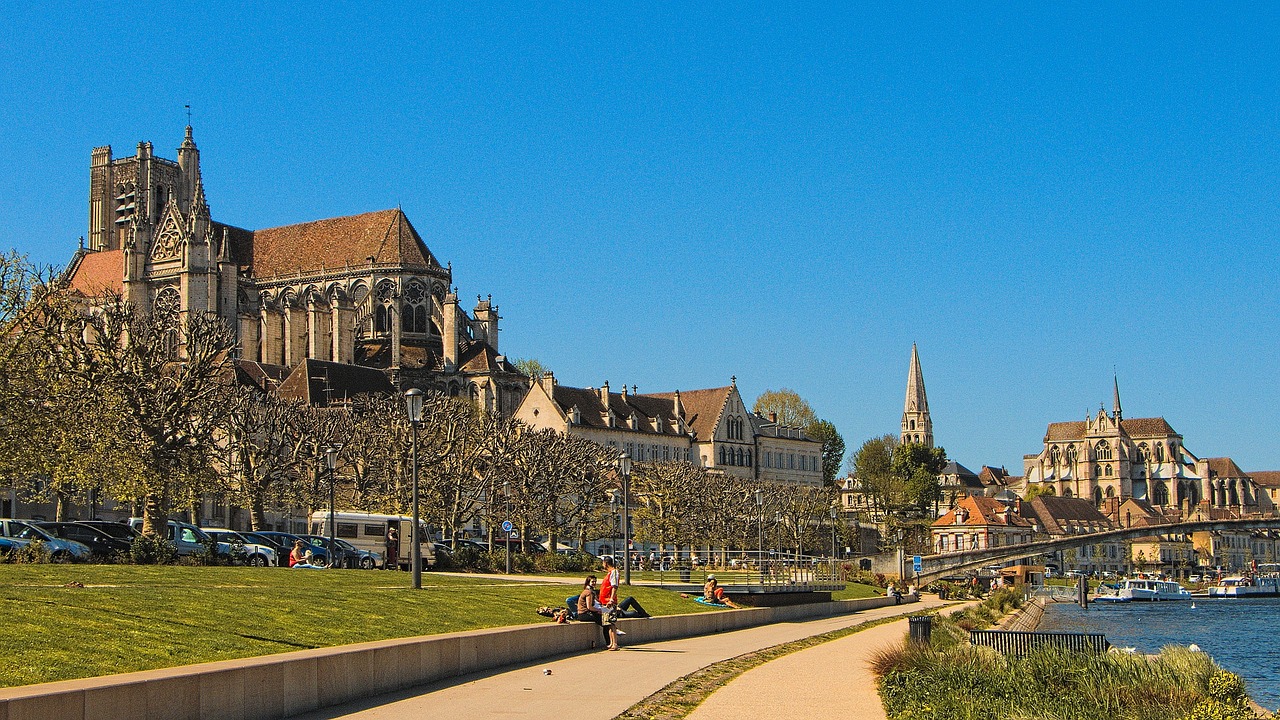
[512,357,548,379]
[893,442,948,514]
[36,298,237,536]
[852,434,899,515]
[1024,483,1055,501]
[752,388,817,428]
[805,419,845,487]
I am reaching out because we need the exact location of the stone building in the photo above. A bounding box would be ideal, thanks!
[66,127,527,411]
[930,495,1035,554]
[1021,381,1263,517]
[1021,495,1124,576]
[513,374,823,485]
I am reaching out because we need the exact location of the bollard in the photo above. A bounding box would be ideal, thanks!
[908,615,933,646]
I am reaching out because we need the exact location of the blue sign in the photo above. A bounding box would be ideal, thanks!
[913,555,923,573]
[501,520,513,532]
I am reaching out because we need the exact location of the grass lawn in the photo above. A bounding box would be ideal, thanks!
[830,583,884,600]
[0,565,718,689]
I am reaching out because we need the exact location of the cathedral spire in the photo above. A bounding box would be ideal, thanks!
[901,343,934,448]
[1113,374,1123,422]
[177,125,201,214]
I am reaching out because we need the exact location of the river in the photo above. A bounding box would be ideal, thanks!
[1038,596,1280,711]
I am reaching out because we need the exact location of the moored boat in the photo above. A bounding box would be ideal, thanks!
[1113,578,1192,601]
[1207,575,1280,598]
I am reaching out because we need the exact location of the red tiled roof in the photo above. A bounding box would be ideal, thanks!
[248,209,439,278]
[932,496,1033,528]
[65,250,124,297]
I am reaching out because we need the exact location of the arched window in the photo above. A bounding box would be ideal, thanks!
[1049,446,1061,465]
[746,450,752,467]
[1095,441,1112,461]
[1066,445,1077,464]
[719,447,726,465]
[909,419,916,430]
[1093,487,1103,505]
[1104,464,1112,477]
[402,281,429,334]
[1154,443,1165,463]
[1105,486,1115,498]
[154,287,181,360]
[375,306,389,334]
[1153,481,1169,506]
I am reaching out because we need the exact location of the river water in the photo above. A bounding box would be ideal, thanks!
[1039,597,1280,711]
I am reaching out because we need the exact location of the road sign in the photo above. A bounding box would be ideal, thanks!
[913,555,923,574]
[508,530,519,539]
[501,520,513,532]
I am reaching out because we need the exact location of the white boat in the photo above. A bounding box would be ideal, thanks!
[1208,575,1280,598]
[1113,578,1192,601]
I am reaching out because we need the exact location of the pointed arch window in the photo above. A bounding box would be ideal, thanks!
[402,280,429,334]
[1049,446,1061,465]
[1095,441,1113,461]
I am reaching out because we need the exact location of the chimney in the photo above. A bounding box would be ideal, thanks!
[539,370,556,394]
[769,412,778,423]
[600,381,610,405]
[672,389,682,417]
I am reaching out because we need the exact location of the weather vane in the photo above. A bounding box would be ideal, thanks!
[185,104,192,125]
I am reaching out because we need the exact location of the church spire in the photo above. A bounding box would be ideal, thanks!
[1113,374,1123,422]
[177,125,201,214]
[901,343,934,448]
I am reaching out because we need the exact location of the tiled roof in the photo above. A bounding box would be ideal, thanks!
[1045,417,1177,441]
[1025,496,1116,535]
[550,384,681,436]
[233,360,291,393]
[1205,457,1248,479]
[644,387,731,441]
[65,249,124,297]
[932,496,1032,528]
[1249,471,1280,489]
[457,341,519,375]
[942,461,978,478]
[248,209,440,278]
[277,358,394,405]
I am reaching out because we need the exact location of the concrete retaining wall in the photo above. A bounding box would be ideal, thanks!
[0,595,907,720]
[997,597,1046,632]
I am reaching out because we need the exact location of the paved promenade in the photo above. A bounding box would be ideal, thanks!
[289,596,950,720]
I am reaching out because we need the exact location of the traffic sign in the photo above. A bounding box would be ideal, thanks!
[501,520,513,532]
[912,555,923,574]
[508,530,519,539]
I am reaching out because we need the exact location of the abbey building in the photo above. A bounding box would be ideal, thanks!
[67,128,527,411]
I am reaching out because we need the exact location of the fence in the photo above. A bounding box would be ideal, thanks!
[617,551,850,592]
[970,630,1110,656]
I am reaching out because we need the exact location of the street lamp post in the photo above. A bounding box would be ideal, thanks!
[503,480,512,575]
[404,388,424,590]
[324,444,341,568]
[755,489,764,577]
[829,505,838,559]
[619,451,632,585]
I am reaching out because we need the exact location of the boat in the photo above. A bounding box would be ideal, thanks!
[1207,575,1280,598]
[1107,578,1192,602]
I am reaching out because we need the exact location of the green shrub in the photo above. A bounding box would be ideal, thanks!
[534,551,597,574]
[129,534,177,565]
[10,539,50,564]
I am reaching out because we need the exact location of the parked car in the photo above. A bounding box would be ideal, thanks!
[126,518,233,559]
[489,537,546,554]
[327,537,381,569]
[75,520,142,544]
[201,529,278,567]
[240,531,292,566]
[0,535,31,559]
[296,535,361,569]
[252,531,331,566]
[440,538,489,553]
[0,519,92,562]
[36,522,132,560]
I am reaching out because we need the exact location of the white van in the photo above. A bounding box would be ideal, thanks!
[309,511,435,570]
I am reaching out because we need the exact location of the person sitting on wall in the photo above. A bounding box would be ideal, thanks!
[289,540,325,569]
[702,575,742,608]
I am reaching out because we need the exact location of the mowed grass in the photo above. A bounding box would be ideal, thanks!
[0,565,716,688]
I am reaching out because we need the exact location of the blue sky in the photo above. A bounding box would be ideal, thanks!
[2,5,1278,473]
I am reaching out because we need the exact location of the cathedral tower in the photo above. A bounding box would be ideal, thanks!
[901,343,934,447]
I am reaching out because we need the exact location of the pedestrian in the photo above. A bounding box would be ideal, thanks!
[384,525,399,570]
[577,575,611,648]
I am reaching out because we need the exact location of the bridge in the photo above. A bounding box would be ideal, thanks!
[915,516,1280,584]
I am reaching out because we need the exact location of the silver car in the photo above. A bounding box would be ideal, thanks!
[202,529,278,567]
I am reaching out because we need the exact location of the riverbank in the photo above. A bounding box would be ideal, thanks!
[874,589,1263,719]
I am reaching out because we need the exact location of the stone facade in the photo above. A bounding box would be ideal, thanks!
[513,375,823,485]
[67,128,528,411]
[900,344,933,447]
[1022,382,1264,517]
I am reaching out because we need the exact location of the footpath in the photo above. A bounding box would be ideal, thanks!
[288,596,952,720]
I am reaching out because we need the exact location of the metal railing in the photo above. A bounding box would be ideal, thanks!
[971,630,1110,656]
[620,552,848,592]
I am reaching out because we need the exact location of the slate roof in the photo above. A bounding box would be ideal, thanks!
[245,209,440,279]
[549,384,682,436]
[277,358,394,405]
[233,360,291,393]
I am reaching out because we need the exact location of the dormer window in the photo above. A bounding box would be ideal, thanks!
[571,406,581,424]
[608,410,617,428]
[629,413,639,430]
